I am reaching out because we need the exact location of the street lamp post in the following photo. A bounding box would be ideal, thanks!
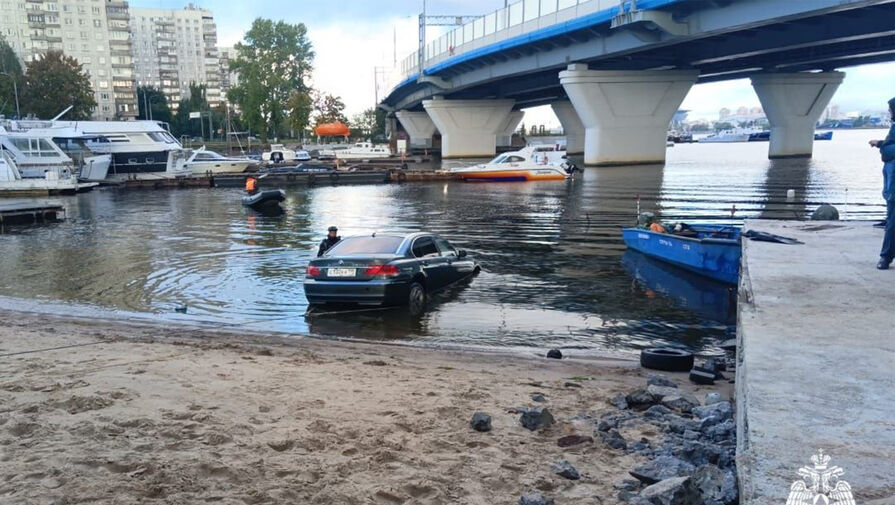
[0,72,21,119]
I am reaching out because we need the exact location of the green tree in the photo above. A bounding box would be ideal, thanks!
[313,91,346,125]
[286,89,312,138]
[136,86,172,124]
[172,83,211,139]
[0,35,22,117]
[228,18,314,142]
[350,108,386,140]
[21,50,95,120]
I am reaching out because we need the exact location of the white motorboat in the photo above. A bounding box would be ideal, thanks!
[2,119,183,181]
[448,146,578,182]
[295,150,311,162]
[0,149,97,196]
[185,147,258,175]
[328,142,391,161]
[698,127,761,143]
[262,144,296,163]
[0,127,78,179]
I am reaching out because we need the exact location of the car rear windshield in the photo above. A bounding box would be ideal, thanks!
[324,236,404,256]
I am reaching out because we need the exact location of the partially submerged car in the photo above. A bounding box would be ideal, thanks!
[303,232,479,315]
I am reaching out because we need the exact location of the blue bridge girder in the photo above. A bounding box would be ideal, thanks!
[381,0,895,112]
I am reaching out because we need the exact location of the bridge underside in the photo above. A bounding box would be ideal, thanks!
[383,1,895,112]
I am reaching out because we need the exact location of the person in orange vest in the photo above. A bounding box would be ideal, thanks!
[245,175,259,195]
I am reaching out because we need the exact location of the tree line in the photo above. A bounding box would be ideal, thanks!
[1,19,387,142]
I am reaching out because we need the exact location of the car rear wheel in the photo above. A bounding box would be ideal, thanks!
[407,282,427,317]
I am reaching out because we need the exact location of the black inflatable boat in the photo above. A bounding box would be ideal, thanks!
[242,189,286,210]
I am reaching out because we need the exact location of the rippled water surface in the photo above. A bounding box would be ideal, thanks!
[0,129,888,355]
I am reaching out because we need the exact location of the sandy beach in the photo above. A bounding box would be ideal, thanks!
[0,310,728,505]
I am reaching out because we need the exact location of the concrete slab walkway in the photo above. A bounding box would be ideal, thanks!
[737,220,895,504]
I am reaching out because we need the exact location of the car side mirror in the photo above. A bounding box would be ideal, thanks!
[458,250,467,258]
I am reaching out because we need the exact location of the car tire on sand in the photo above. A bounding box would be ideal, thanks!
[640,347,694,372]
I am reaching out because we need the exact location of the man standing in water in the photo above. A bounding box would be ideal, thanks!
[317,226,341,257]
[870,97,895,269]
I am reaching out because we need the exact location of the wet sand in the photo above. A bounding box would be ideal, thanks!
[0,310,722,504]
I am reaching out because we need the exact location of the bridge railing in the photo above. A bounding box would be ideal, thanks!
[395,0,633,89]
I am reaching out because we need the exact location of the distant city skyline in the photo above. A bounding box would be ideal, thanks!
[127,1,894,126]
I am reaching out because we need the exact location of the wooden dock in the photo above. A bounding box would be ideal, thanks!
[117,166,457,191]
[0,202,65,228]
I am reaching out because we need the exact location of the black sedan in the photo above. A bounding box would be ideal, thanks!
[304,232,479,315]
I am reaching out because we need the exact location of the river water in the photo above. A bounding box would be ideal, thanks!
[0,129,888,356]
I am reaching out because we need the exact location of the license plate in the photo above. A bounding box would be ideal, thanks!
[328,268,356,277]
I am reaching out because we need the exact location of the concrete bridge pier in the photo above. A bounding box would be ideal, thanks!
[497,110,525,147]
[422,97,515,158]
[395,111,438,149]
[551,101,585,155]
[750,72,845,159]
[559,65,698,165]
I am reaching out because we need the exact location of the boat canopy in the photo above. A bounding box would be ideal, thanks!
[315,121,350,137]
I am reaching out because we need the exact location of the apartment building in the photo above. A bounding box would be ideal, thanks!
[130,4,221,108]
[216,45,238,103]
[0,0,137,120]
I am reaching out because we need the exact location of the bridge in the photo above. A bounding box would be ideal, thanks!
[379,0,895,164]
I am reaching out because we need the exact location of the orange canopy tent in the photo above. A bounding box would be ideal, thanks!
[314,121,350,138]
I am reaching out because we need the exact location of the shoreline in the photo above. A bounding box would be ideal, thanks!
[0,309,731,504]
[0,294,642,362]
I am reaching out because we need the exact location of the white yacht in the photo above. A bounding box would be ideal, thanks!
[0,149,97,196]
[2,119,183,181]
[184,147,258,175]
[448,146,577,182]
[327,142,391,161]
[698,127,761,143]
[0,127,77,178]
[294,149,311,162]
[261,144,296,163]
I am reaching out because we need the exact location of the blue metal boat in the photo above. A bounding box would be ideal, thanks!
[621,224,742,285]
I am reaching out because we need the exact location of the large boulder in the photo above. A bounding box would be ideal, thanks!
[692,402,733,423]
[519,491,554,505]
[690,464,738,505]
[519,407,555,431]
[550,459,581,480]
[811,204,839,221]
[639,477,700,505]
[630,456,695,485]
[647,375,678,388]
[470,412,492,432]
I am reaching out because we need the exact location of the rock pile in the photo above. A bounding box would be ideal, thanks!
[601,374,738,505]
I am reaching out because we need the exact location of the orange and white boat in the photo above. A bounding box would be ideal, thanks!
[449,146,578,182]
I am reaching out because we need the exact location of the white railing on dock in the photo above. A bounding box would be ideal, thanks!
[390,0,635,92]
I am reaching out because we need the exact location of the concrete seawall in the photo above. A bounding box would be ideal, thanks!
[736,220,895,504]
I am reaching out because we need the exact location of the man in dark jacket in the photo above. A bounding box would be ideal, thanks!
[870,96,895,269]
[317,226,341,257]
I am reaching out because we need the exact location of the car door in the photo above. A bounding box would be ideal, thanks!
[433,236,464,284]
[410,236,449,289]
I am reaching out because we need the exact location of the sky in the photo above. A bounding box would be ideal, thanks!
[131,0,895,126]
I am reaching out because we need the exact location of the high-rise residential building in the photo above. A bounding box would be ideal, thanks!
[130,4,221,109]
[0,0,137,120]
[217,45,238,103]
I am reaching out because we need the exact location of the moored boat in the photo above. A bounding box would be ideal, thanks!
[262,144,296,163]
[185,147,258,175]
[699,128,760,143]
[621,224,742,284]
[242,189,286,210]
[449,146,577,182]
[0,149,97,196]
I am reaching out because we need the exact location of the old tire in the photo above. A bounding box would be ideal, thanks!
[640,347,694,372]
[407,282,427,317]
